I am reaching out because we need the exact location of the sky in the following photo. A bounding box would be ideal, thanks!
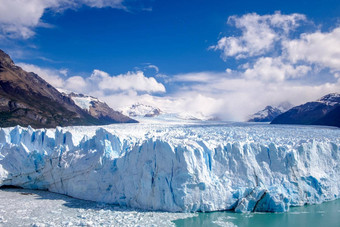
[1,0,340,120]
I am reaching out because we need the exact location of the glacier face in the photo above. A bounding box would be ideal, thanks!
[0,122,339,213]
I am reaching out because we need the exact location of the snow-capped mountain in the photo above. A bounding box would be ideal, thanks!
[248,102,292,122]
[61,92,137,124]
[121,103,219,122]
[317,93,340,105]
[121,103,161,118]
[271,93,340,127]
[1,123,339,213]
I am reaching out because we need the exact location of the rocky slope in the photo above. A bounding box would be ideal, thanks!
[65,92,137,124]
[0,49,135,128]
[271,93,340,127]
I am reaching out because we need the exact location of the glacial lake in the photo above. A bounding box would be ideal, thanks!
[0,188,339,226]
[174,199,340,227]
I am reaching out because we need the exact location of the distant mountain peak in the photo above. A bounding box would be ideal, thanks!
[122,103,161,118]
[317,93,340,105]
[248,102,292,122]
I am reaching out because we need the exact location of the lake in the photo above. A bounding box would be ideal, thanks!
[174,199,340,227]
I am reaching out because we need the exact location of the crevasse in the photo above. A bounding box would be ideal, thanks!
[0,124,339,213]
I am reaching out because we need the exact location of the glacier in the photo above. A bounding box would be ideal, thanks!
[0,121,339,213]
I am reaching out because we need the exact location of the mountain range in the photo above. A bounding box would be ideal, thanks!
[0,48,339,128]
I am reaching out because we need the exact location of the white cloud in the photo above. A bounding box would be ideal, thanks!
[243,57,311,82]
[172,71,227,83]
[284,27,340,72]
[97,71,166,93]
[80,69,165,94]
[89,69,110,82]
[0,0,125,39]
[211,12,306,59]
[65,76,87,92]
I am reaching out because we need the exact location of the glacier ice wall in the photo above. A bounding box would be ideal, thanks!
[0,124,339,212]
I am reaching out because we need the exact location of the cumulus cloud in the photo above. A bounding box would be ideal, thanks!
[65,76,87,92]
[97,71,165,93]
[0,0,125,39]
[73,69,165,94]
[284,27,340,72]
[243,57,311,82]
[211,12,306,59]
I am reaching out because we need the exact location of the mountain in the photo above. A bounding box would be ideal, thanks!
[248,102,292,122]
[121,103,161,118]
[121,103,220,122]
[0,49,135,128]
[271,93,340,127]
[63,92,137,123]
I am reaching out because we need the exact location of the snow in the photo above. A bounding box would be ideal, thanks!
[251,108,270,119]
[121,103,161,117]
[56,89,100,111]
[120,103,216,120]
[317,93,340,106]
[0,122,339,213]
[71,96,99,111]
[248,102,293,122]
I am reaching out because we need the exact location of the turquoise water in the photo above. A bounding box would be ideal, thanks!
[173,199,340,227]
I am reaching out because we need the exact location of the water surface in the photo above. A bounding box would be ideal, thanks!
[174,199,340,227]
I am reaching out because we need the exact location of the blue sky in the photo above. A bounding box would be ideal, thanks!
[1,0,340,120]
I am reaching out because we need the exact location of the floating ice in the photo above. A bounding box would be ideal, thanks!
[0,122,339,213]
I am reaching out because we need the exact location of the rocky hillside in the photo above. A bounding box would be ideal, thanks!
[271,93,340,127]
[0,49,136,128]
[64,92,137,124]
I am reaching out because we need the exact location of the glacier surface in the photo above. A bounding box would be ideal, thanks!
[0,121,339,213]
